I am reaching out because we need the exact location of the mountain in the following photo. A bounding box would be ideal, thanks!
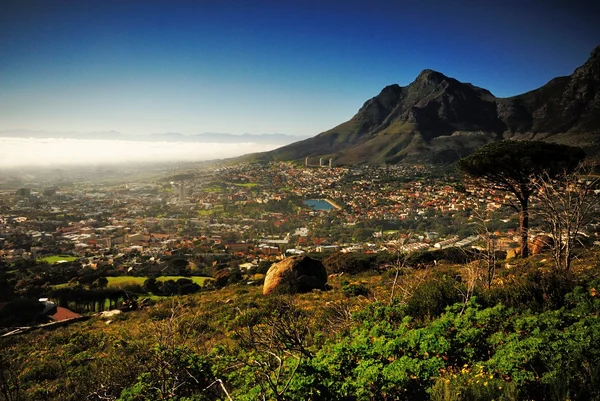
[498,45,600,138]
[255,45,600,165]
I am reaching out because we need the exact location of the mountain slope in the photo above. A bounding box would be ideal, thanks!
[256,45,600,165]
[500,46,600,135]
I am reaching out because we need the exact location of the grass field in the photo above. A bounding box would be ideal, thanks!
[38,255,78,264]
[107,276,212,288]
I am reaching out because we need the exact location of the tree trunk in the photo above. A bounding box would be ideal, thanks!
[519,199,529,258]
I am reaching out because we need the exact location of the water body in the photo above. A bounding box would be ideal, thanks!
[304,199,335,211]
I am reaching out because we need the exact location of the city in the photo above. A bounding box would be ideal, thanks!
[1,161,538,282]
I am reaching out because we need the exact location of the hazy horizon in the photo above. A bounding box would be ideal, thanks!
[0,137,282,168]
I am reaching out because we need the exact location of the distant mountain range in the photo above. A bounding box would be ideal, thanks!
[253,45,600,165]
[0,130,308,145]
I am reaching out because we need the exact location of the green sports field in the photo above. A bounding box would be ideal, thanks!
[107,275,212,288]
[38,255,78,264]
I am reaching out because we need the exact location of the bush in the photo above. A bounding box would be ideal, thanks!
[0,299,45,328]
[406,247,478,267]
[478,267,574,312]
[123,284,144,294]
[323,253,374,275]
[405,274,465,320]
[178,283,200,295]
[214,269,231,288]
[340,281,370,297]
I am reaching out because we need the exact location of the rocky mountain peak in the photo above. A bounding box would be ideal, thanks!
[415,69,448,85]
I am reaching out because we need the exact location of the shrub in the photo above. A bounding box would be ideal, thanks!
[405,274,465,320]
[340,281,370,297]
[406,247,478,267]
[323,253,373,274]
[122,284,144,294]
[214,269,231,288]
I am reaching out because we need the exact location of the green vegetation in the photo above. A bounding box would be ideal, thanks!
[37,255,78,264]
[233,182,259,187]
[4,250,600,400]
[2,147,598,400]
[106,275,212,288]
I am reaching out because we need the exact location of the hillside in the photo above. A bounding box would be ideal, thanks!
[3,250,600,400]
[254,45,600,165]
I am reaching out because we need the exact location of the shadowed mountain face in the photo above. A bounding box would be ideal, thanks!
[257,45,600,165]
[499,46,600,135]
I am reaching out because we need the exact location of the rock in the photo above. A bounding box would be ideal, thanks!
[506,248,520,260]
[531,235,554,255]
[99,309,122,318]
[263,255,327,295]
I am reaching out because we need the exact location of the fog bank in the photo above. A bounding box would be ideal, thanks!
[0,137,279,167]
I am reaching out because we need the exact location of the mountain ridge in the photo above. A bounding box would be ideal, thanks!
[254,45,600,165]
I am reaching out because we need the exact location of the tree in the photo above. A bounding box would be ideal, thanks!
[533,167,599,272]
[459,141,584,257]
[143,277,161,295]
[91,276,108,289]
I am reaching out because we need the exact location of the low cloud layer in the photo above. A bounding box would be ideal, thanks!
[0,137,279,167]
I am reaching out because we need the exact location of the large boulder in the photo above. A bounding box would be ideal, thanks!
[531,235,554,255]
[263,255,327,295]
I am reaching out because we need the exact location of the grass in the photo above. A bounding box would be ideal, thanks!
[38,255,78,264]
[202,185,223,193]
[107,276,213,288]
[233,182,259,188]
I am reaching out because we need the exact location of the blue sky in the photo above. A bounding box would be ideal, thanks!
[1,0,599,137]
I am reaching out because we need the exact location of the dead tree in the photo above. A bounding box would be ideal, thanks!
[234,296,312,401]
[533,168,599,273]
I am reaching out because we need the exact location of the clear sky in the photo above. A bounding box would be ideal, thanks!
[1,0,599,137]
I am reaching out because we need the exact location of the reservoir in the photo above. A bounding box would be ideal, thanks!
[304,199,336,211]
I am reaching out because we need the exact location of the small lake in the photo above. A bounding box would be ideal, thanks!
[304,199,335,211]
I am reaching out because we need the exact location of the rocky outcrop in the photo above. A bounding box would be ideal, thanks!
[263,256,328,295]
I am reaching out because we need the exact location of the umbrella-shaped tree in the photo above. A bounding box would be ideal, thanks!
[458,140,584,257]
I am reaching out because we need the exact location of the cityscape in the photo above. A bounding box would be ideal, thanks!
[1,161,534,273]
[2,0,600,400]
